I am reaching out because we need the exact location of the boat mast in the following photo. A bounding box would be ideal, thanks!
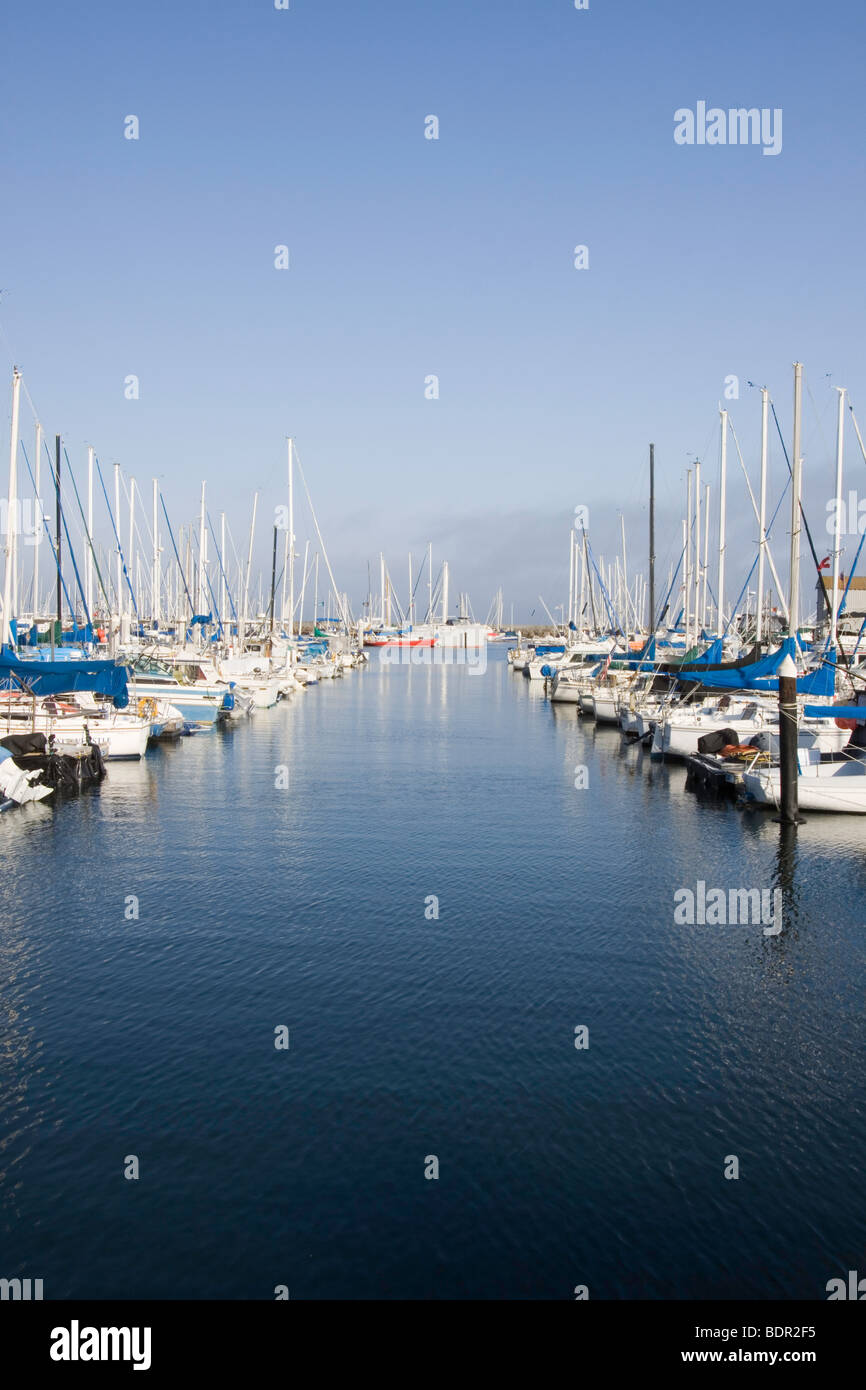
[578,530,587,632]
[197,480,206,622]
[86,447,94,623]
[220,512,226,637]
[693,459,701,641]
[756,388,770,646]
[280,526,289,627]
[298,539,309,636]
[789,362,804,642]
[582,529,597,633]
[128,476,136,624]
[152,478,159,629]
[2,367,21,648]
[287,437,294,648]
[269,524,278,634]
[114,464,122,641]
[718,410,728,634]
[648,442,655,637]
[34,422,42,619]
[620,514,628,641]
[702,482,710,631]
[684,469,692,647]
[242,491,259,651]
[55,434,62,635]
[830,386,846,649]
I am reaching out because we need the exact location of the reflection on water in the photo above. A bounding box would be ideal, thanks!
[0,648,864,1299]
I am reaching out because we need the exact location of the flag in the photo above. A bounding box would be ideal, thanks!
[818,556,831,570]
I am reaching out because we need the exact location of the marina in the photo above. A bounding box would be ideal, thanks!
[2,642,866,1301]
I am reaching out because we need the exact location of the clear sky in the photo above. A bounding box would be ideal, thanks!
[2,0,865,623]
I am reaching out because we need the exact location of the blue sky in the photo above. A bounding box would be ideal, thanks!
[2,0,865,622]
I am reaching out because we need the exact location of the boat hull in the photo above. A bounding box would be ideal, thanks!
[744,759,866,813]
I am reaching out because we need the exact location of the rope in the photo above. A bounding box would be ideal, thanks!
[293,446,351,633]
[60,446,112,613]
[770,400,833,625]
[160,494,194,616]
[206,512,239,625]
[18,441,78,623]
[95,458,140,619]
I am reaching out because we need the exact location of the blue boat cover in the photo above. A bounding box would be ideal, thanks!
[0,647,129,707]
[804,704,866,721]
[681,637,725,666]
[683,638,835,698]
[60,623,94,644]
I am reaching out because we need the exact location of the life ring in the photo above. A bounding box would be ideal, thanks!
[137,696,158,720]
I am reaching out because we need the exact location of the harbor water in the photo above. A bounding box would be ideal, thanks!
[1,646,864,1299]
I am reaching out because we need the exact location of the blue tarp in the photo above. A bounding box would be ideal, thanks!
[0,647,129,707]
[681,637,725,667]
[680,637,835,698]
[804,704,866,721]
[63,624,93,643]
[635,637,657,662]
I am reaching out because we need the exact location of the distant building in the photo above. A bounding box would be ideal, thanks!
[817,574,866,620]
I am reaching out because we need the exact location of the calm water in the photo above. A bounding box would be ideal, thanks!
[1,647,864,1300]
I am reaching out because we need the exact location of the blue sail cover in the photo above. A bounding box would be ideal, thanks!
[684,638,836,698]
[804,704,866,720]
[0,648,129,707]
[61,623,94,644]
[681,636,725,666]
